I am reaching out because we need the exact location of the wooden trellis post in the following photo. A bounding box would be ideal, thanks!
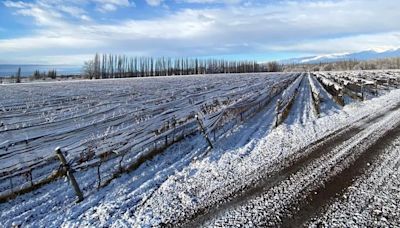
[196,115,213,149]
[97,163,102,189]
[119,153,125,173]
[213,129,216,141]
[361,84,364,100]
[55,147,84,202]
[275,99,281,128]
[9,176,13,195]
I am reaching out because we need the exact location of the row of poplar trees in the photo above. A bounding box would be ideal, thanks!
[83,54,278,79]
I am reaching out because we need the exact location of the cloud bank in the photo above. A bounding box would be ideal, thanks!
[1,0,400,64]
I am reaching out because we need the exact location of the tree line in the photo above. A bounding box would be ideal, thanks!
[4,68,58,83]
[32,69,57,80]
[83,54,282,79]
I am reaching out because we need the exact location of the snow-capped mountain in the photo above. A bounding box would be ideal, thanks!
[281,48,400,64]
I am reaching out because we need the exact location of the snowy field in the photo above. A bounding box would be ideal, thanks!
[1,71,400,227]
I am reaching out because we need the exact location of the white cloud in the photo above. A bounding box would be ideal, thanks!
[263,32,400,54]
[4,1,87,27]
[146,0,164,7]
[4,0,132,19]
[83,9,215,39]
[3,0,32,8]
[92,0,132,12]
[1,0,400,64]
[97,3,117,12]
[178,0,243,4]
[0,36,103,52]
[15,6,66,27]
[80,15,92,21]
[59,5,89,18]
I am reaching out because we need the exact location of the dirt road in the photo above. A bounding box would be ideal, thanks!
[185,102,400,227]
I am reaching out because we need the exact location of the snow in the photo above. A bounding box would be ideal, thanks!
[308,74,340,115]
[308,133,400,227]
[0,73,292,176]
[1,70,400,227]
[284,74,316,125]
[133,88,400,227]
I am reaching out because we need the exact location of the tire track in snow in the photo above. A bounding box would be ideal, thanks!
[282,116,400,227]
[193,102,400,227]
[308,134,400,227]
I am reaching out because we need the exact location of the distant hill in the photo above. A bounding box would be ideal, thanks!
[281,48,400,64]
[0,64,81,77]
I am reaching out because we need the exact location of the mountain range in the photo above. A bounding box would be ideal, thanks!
[281,48,400,64]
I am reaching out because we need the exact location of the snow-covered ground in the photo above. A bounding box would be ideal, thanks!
[1,71,400,227]
[134,86,400,227]
[0,73,296,196]
[1,73,293,173]
[308,130,400,227]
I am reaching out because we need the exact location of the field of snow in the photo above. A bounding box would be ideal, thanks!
[1,70,400,227]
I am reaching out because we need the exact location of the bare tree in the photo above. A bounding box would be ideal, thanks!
[83,60,95,79]
[267,61,281,72]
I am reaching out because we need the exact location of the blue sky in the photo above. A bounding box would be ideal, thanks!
[0,0,400,64]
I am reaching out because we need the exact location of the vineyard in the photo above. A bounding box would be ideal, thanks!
[0,73,296,200]
[1,70,400,227]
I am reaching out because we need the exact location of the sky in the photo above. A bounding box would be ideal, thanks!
[0,0,400,65]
